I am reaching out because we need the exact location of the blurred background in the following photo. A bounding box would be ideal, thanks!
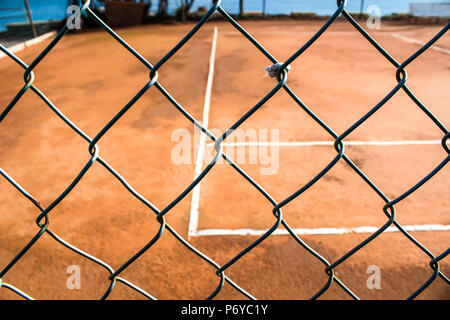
[0,1,449,48]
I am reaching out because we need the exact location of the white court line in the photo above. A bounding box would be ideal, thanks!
[222,31,374,36]
[0,31,57,59]
[188,26,218,238]
[195,224,450,237]
[206,139,443,147]
[391,33,450,55]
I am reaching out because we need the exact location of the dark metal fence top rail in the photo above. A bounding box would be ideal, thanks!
[0,0,448,300]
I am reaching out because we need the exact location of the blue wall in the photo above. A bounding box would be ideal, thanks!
[0,0,68,31]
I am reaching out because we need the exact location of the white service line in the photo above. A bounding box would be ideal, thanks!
[0,31,57,59]
[188,26,218,238]
[194,224,450,237]
[391,33,450,55]
[222,31,374,36]
[206,139,443,147]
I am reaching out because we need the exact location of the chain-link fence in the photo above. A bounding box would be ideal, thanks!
[0,0,449,300]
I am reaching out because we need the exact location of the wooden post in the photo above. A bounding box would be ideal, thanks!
[23,0,37,38]
[359,0,365,19]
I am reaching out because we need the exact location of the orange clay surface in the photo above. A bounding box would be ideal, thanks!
[0,20,449,299]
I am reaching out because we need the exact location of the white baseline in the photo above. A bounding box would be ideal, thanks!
[195,224,450,237]
[206,139,443,147]
[391,33,450,55]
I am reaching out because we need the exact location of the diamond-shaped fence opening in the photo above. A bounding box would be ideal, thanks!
[0,0,448,300]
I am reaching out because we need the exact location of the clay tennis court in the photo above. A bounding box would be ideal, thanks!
[0,19,449,300]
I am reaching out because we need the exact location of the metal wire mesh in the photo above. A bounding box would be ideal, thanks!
[0,0,449,300]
